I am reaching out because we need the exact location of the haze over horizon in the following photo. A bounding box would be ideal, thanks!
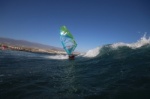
[0,0,150,52]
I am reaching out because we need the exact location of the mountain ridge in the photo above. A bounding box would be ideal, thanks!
[0,37,63,51]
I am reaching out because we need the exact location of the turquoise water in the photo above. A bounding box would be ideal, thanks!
[0,41,150,99]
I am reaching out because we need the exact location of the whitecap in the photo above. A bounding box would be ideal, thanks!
[111,34,150,49]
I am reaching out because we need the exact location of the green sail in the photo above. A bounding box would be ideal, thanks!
[60,26,77,55]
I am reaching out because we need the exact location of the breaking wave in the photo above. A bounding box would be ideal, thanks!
[84,34,150,58]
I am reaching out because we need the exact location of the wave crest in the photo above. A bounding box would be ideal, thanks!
[83,47,101,57]
[111,34,150,49]
[84,34,150,58]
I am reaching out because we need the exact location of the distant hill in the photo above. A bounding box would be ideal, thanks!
[0,37,63,51]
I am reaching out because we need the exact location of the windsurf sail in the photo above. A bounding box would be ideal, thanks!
[60,26,77,55]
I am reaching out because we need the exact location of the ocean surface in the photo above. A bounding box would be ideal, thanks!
[1,36,150,99]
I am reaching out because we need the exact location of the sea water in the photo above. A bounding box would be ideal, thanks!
[0,35,150,99]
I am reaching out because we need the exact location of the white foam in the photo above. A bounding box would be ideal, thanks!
[83,47,101,57]
[83,34,150,58]
[111,34,150,49]
[44,54,68,60]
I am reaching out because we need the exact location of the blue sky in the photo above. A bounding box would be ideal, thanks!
[0,0,150,52]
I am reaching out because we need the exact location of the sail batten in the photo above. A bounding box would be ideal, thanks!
[60,26,77,55]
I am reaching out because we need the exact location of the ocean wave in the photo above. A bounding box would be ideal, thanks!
[111,34,150,49]
[83,34,150,58]
[83,47,101,57]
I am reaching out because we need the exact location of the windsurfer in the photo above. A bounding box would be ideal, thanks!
[60,26,77,60]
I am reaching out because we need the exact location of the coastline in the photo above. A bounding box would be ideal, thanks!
[0,43,80,55]
[0,43,66,55]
